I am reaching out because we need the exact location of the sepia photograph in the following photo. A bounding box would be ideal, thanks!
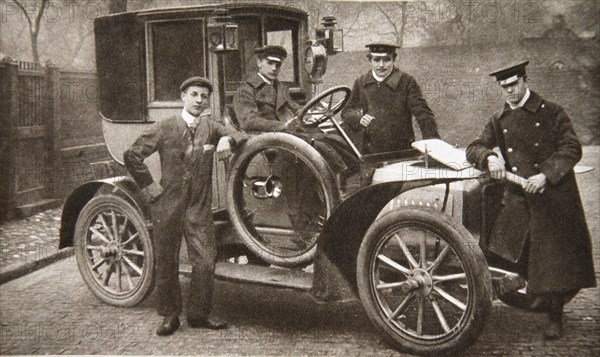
[1,0,598,355]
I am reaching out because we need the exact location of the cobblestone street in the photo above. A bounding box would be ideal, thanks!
[0,208,62,269]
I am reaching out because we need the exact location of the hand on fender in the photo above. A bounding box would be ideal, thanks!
[525,172,547,194]
[216,137,233,160]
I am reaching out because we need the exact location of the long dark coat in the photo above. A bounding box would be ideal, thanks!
[340,67,440,154]
[124,114,248,318]
[466,91,596,294]
[233,72,298,132]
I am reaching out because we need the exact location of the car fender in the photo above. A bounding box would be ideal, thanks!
[311,178,456,302]
[59,176,151,249]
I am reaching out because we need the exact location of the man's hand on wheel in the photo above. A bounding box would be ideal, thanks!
[360,114,375,128]
[283,117,305,133]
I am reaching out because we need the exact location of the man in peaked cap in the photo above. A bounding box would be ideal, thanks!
[466,61,595,340]
[124,76,249,336]
[233,45,360,193]
[341,43,440,154]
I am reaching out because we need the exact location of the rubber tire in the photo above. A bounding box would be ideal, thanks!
[356,207,493,356]
[74,194,155,307]
[227,133,340,267]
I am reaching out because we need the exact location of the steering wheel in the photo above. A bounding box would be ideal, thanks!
[296,85,351,126]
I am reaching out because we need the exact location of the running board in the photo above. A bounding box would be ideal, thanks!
[180,262,313,291]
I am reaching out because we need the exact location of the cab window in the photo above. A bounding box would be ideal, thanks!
[265,17,298,84]
[146,19,206,102]
[221,16,300,104]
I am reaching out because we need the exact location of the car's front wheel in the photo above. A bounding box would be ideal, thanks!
[357,207,493,355]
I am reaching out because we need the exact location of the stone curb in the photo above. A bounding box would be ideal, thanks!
[0,247,74,285]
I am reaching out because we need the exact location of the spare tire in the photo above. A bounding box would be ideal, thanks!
[227,133,340,267]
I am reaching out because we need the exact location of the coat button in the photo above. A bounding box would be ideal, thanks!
[507,148,513,153]
[534,142,540,148]
[534,163,539,169]
[541,104,545,108]
[512,167,518,173]
[503,129,508,134]
[535,122,541,127]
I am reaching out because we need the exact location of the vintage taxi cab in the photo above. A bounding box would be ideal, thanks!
[57,3,568,356]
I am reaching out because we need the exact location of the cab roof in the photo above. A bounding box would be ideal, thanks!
[98,2,308,19]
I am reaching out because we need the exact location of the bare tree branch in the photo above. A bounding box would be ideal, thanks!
[377,4,401,45]
[10,0,49,62]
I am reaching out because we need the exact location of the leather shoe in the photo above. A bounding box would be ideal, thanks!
[543,314,563,340]
[187,317,228,330]
[156,315,180,336]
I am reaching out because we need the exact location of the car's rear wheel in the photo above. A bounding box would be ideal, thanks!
[74,194,154,307]
[227,133,339,267]
[357,207,493,355]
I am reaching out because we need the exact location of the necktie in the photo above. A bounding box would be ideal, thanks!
[189,117,201,136]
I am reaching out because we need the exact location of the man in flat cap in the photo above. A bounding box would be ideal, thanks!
[341,43,440,154]
[124,76,249,336]
[233,45,359,192]
[466,61,595,340]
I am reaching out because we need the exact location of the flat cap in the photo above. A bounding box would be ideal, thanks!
[366,43,401,56]
[179,76,213,92]
[489,61,529,85]
[255,45,287,62]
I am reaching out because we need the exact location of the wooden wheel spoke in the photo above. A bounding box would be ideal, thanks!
[123,256,143,276]
[116,262,122,292]
[102,263,113,286]
[120,232,139,246]
[110,210,119,242]
[122,249,144,257]
[394,234,419,269]
[89,227,110,244]
[122,262,135,290]
[377,254,410,276]
[389,292,415,320]
[419,231,427,269]
[91,257,107,271]
[86,245,103,251]
[417,297,424,335]
[427,245,450,274]
[432,273,466,282]
[377,281,410,290]
[430,298,451,333]
[98,214,115,241]
[118,216,129,241]
[433,286,467,311]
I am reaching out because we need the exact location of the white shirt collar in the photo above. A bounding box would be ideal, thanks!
[181,109,197,127]
[371,70,392,82]
[508,88,531,110]
[257,72,273,85]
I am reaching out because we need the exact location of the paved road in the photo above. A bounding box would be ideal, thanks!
[1,147,598,355]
